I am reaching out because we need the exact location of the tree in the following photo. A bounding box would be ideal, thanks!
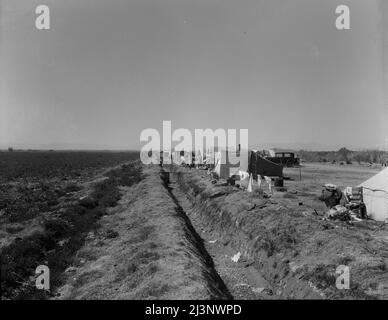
[338,147,351,162]
[353,152,363,164]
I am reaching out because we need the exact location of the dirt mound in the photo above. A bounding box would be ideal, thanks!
[55,165,231,300]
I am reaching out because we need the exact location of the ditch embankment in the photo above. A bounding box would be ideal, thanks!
[170,165,388,300]
[55,164,231,299]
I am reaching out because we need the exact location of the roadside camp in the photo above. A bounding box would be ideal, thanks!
[318,167,388,222]
[161,147,388,223]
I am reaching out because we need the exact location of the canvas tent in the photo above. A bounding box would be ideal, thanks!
[248,150,283,178]
[213,149,283,180]
[358,167,388,221]
[214,150,249,179]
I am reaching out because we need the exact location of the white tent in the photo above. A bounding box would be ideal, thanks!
[358,167,388,221]
[213,149,249,179]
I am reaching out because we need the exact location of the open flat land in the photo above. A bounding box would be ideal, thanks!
[1,153,387,299]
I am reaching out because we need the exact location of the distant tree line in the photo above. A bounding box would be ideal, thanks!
[298,148,388,165]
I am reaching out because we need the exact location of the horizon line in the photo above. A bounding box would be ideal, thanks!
[1,147,387,153]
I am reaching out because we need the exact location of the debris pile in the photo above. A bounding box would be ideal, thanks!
[320,184,368,222]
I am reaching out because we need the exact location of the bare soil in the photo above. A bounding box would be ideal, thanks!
[2,157,388,300]
[55,165,231,299]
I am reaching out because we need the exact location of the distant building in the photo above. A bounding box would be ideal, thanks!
[8,147,13,152]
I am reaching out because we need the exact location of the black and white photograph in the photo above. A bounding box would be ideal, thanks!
[1,0,388,310]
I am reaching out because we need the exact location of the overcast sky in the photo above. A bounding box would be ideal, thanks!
[0,0,387,150]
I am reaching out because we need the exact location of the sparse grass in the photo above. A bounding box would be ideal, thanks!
[124,225,155,245]
[105,163,144,187]
[252,188,264,197]
[336,255,354,266]
[127,262,138,274]
[5,225,25,234]
[79,196,98,209]
[91,179,121,208]
[133,250,160,264]
[302,264,336,290]
[105,229,119,239]
[139,282,171,299]
[44,218,72,239]
[283,192,297,199]
[63,182,82,193]
[256,233,277,257]
[191,182,206,196]
[76,270,105,288]
[301,263,376,299]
